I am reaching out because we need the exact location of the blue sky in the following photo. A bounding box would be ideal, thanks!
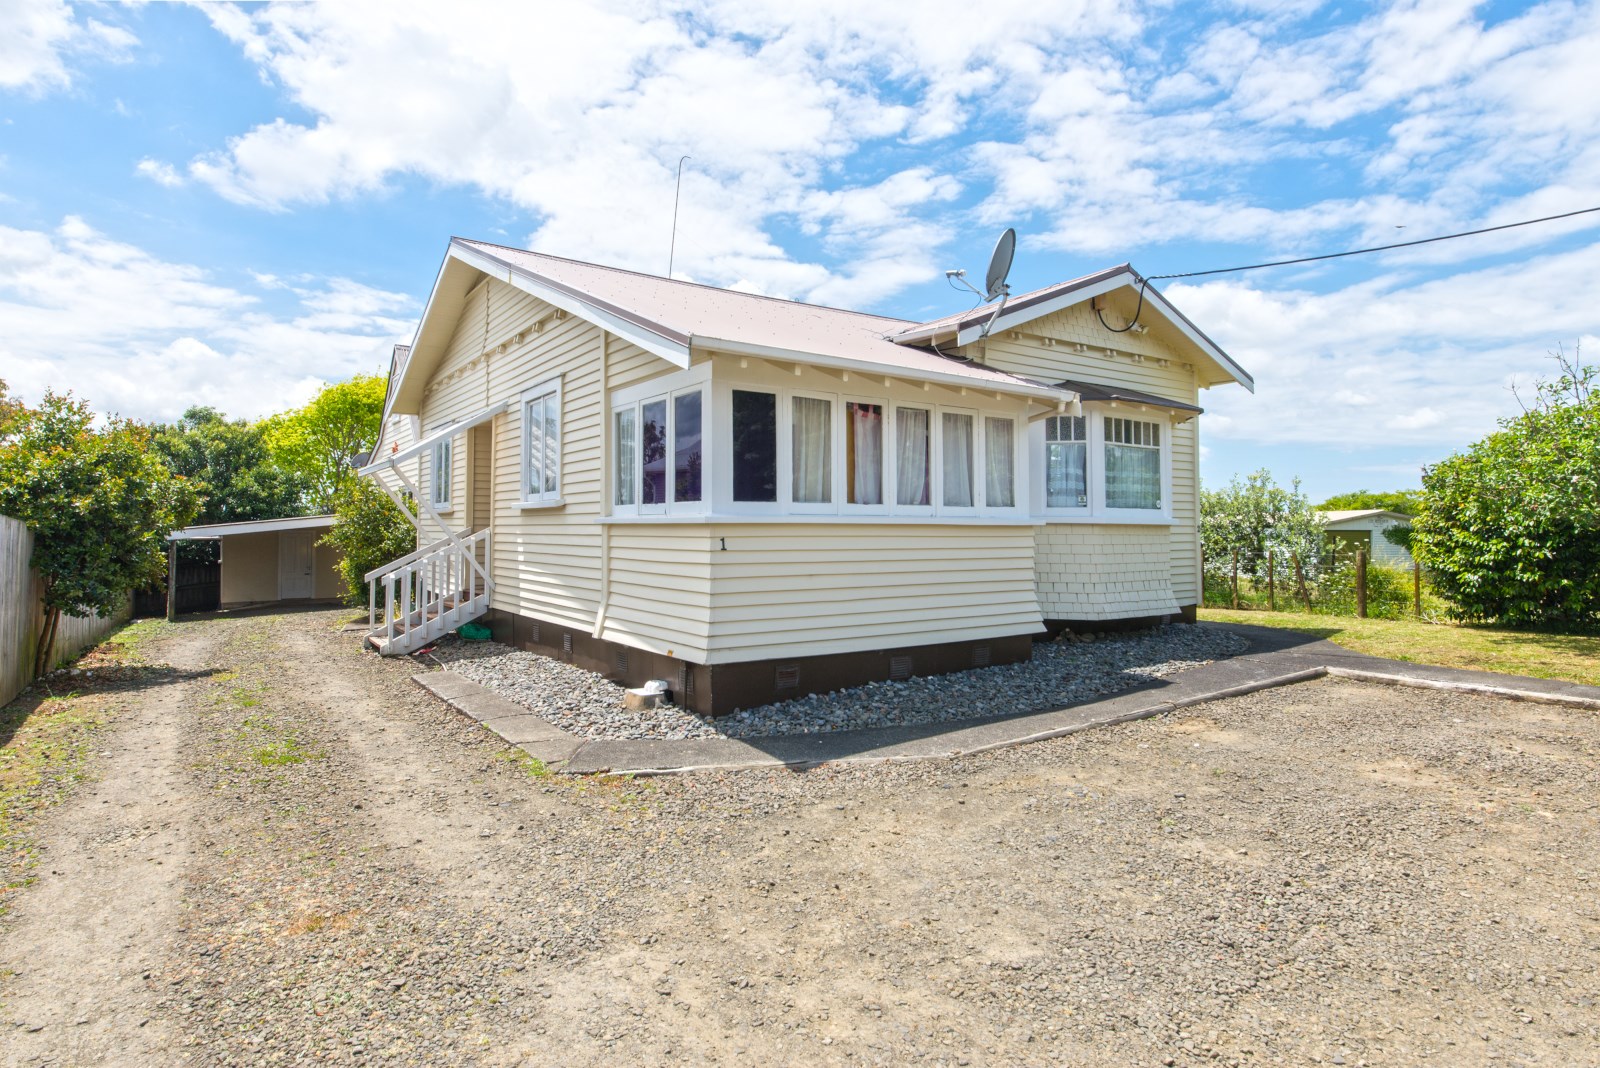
[3,0,1598,502]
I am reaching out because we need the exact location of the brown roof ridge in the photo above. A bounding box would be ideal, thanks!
[453,237,918,327]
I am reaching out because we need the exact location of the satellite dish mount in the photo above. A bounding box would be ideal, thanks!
[943,227,1017,340]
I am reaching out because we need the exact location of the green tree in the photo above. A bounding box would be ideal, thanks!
[1317,489,1425,515]
[264,374,387,513]
[1201,469,1324,590]
[321,476,416,606]
[1413,348,1599,627]
[153,407,309,524]
[0,390,198,677]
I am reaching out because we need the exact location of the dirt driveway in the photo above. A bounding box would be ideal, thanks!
[2,608,1596,1067]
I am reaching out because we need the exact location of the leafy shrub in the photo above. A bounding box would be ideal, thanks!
[321,477,416,606]
[1413,348,1600,628]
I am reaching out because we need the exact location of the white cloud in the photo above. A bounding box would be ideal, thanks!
[135,158,183,187]
[0,218,410,422]
[0,0,136,94]
[180,0,1137,302]
[1175,238,1600,450]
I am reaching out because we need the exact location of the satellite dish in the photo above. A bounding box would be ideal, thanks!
[984,228,1016,301]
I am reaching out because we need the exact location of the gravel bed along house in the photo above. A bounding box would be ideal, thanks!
[428,622,1248,740]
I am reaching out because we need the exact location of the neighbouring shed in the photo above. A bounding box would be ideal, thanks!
[1318,509,1415,569]
[167,515,344,611]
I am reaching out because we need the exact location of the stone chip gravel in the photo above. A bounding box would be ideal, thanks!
[430,623,1248,740]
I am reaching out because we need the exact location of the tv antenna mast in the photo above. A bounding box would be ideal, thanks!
[944,228,1017,340]
[668,154,691,278]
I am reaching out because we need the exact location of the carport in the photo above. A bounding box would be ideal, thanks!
[165,515,344,618]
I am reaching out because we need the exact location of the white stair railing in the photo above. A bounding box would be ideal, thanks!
[365,528,492,653]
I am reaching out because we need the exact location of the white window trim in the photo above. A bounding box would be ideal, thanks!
[1032,404,1173,523]
[519,376,563,507]
[428,425,454,514]
[840,395,891,515]
[888,402,936,517]
[611,363,712,518]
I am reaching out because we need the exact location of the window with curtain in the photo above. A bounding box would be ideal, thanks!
[941,412,974,508]
[641,399,668,506]
[430,436,452,508]
[521,381,561,502]
[895,407,931,506]
[673,391,702,503]
[846,402,883,505]
[792,396,832,504]
[614,408,636,507]
[1046,415,1087,508]
[1105,417,1161,509]
[984,416,1015,508]
[732,390,777,502]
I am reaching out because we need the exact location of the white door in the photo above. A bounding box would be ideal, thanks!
[278,531,316,600]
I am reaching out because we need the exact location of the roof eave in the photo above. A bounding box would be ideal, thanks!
[691,335,1074,403]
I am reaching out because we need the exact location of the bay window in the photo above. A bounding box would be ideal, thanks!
[845,402,884,506]
[1034,408,1171,518]
[614,383,705,516]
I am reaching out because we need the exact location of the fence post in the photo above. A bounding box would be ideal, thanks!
[1413,559,1422,619]
[1267,554,1276,612]
[165,541,178,622]
[1356,548,1368,619]
[1231,550,1239,610]
[1293,553,1312,610]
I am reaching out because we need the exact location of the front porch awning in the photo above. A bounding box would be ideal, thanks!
[357,399,508,480]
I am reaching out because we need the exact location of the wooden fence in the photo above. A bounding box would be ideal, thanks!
[1,515,131,708]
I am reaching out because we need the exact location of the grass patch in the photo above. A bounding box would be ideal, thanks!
[1201,608,1600,686]
[0,618,160,918]
[249,736,321,767]
[494,748,550,778]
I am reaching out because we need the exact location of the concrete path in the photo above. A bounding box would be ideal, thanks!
[411,622,1600,775]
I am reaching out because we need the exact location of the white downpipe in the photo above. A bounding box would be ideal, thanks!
[593,329,613,639]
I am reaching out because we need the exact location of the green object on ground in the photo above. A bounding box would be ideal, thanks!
[457,622,492,642]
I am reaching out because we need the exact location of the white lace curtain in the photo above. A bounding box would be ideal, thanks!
[985,417,1014,508]
[849,402,883,505]
[942,412,974,507]
[1106,444,1160,508]
[895,408,930,506]
[792,396,832,503]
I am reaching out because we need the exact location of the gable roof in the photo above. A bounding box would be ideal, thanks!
[889,265,1252,392]
[389,239,1254,414]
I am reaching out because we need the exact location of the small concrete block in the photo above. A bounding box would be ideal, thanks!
[624,690,668,711]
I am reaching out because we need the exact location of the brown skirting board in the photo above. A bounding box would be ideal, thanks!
[478,608,1036,718]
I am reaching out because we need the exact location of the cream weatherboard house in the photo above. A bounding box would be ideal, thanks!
[361,239,1253,715]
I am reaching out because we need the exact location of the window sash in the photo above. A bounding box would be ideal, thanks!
[522,387,560,501]
[984,416,1016,509]
[1103,417,1161,510]
[791,395,833,506]
[614,409,637,507]
[430,439,452,508]
[894,406,932,509]
[731,389,777,503]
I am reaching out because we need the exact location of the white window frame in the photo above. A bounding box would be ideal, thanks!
[935,405,981,517]
[722,384,783,516]
[786,387,840,515]
[888,402,936,517]
[840,394,891,515]
[610,364,712,518]
[519,377,563,507]
[982,412,1023,513]
[429,425,454,514]
[1039,413,1090,514]
[1031,404,1173,522]
[1098,413,1167,518]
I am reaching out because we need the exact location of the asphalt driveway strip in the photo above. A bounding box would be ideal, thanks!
[413,622,1600,775]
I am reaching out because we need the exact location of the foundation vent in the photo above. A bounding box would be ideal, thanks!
[775,664,800,690]
[889,655,914,681]
[562,632,573,655]
[615,649,629,674]
[971,644,992,668]
[529,623,540,644]
[677,663,694,696]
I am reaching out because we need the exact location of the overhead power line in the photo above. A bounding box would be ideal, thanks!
[1143,205,1600,282]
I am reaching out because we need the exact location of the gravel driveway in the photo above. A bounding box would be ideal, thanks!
[1,607,1596,1067]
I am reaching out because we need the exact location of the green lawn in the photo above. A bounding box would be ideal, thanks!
[1200,607,1600,687]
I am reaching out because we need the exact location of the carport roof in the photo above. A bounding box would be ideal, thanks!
[169,514,337,541]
